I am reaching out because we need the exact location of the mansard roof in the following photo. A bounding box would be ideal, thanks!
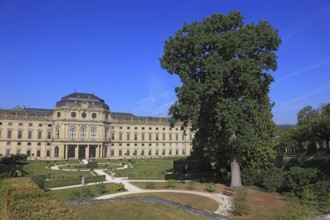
[56,92,110,110]
[0,106,53,117]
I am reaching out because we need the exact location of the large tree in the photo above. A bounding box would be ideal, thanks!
[160,11,281,187]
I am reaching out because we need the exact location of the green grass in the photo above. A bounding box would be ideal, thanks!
[47,183,119,201]
[119,192,219,212]
[23,161,94,178]
[131,181,227,193]
[70,200,207,220]
[108,158,175,180]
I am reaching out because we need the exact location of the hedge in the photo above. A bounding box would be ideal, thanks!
[1,177,79,220]
[45,175,106,188]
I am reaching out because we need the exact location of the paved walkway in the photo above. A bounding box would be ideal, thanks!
[49,165,233,217]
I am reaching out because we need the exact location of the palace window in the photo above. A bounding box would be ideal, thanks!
[27,150,31,157]
[19,123,23,126]
[92,113,97,118]
[17,130,22,139]
[37,150,41,157]
[80,127,86,140]
[176,134,178,141]
[127,133,130,140]
[7,130,12,139]
[156,134,159,141]
[46,150,50,157]
[55,128,60,139]
[6,150,10,156]
[141,133,145,141]
[70,128,76,140]
[111,133,115,140]
[169,134,172,141]
[47,131,52,139]
[134,133,138,141]
[29,123,33,126]
[54,147,59,158]
[149,133,152,141]
[38,131,42,139]
[71,112,76,118]
[119,133,122,140]
[28,131,32,139]
[8,122,13,126]
[163,133,166,141]
[91,128,96,140]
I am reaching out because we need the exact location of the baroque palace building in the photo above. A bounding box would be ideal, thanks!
[0,92,193,160]
[0,93,193,160]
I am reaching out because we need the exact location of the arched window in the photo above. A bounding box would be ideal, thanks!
[70,127,76,140]
[54,146,59,158]
[91,127,96,140]
[81,127,86,140]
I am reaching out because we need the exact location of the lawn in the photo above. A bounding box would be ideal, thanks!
[23,160,94,178]
[108,158,175,180]
[119,192,219,212]
[70,200,208,220]
[47,183,119,201]
[131,181,227,193]
[230,188,291,220]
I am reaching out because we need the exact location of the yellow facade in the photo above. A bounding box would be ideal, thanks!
[0,93,193,160]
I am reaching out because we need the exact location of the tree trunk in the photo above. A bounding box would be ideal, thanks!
[230,156,242,188]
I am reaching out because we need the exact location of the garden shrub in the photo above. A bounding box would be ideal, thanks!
[31,175,46,190]
[241,168,259,186]
[69,190,81,201]
[258,167,284,192]
[0,165,16,178]
[81,187,93,200]
[282,167,321,197]
[232,188,249,216]
[115,183,126,192]
[86,161,98,168]
[146,182,156,189]
[96,182,107,194]
[166,179,176,189]
[186,180,196,190]
[206,182,216,192]
[1,177,78,220]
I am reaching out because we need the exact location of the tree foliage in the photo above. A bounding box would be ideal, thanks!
[277,103,330,154]
[160,11,281,186]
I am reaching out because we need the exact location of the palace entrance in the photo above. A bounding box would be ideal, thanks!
[78,145,87,159]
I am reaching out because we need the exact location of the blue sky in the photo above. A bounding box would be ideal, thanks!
[0,0,329,125]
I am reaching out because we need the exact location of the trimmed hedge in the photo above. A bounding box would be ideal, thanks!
[0,164,16,178]
[45,175,106,188]
[0,177,78,220]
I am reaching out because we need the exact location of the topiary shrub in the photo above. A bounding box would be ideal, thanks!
[115,183,126,192]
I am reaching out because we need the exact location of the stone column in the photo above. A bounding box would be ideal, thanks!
[64,145,66,159]
[75,145,79,159]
